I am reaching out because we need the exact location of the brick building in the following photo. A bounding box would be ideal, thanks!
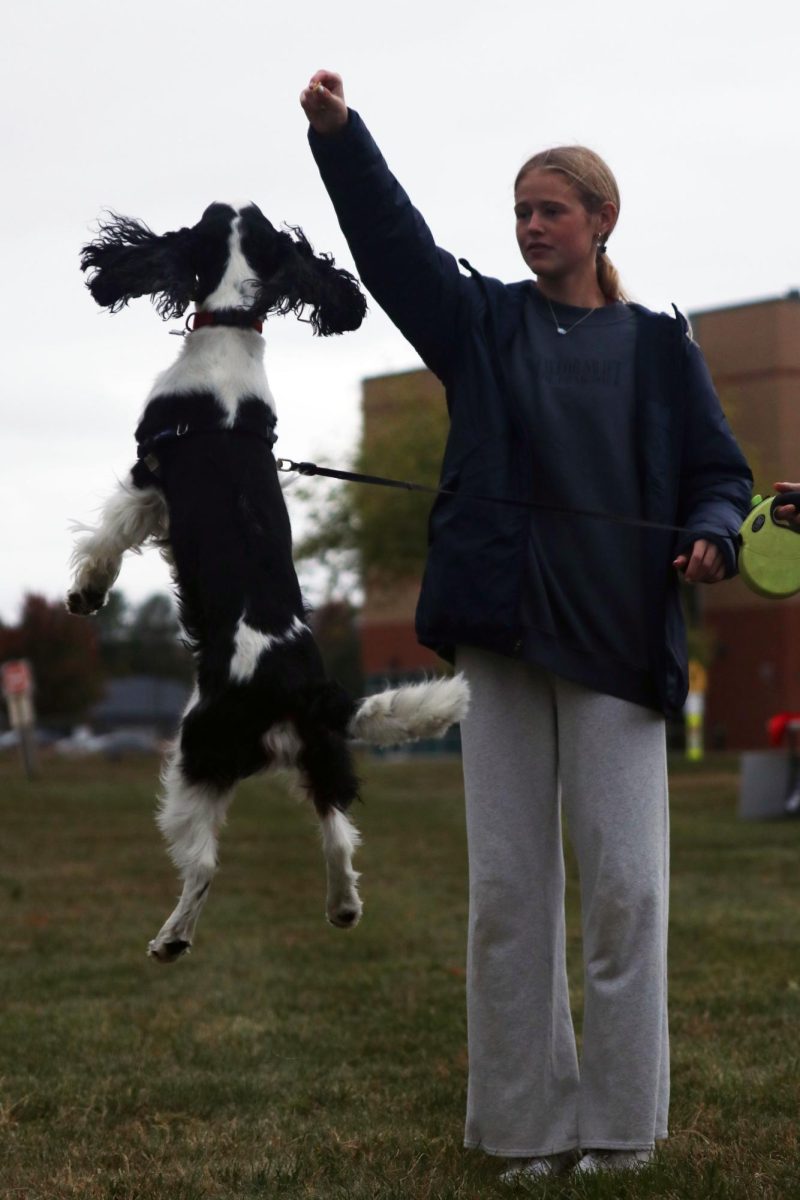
[692,291,800,748]
[358,291,800,749]
[358,369,455,752]
[359,368,447,683]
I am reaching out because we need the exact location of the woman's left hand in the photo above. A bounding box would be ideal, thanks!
[673,539,725,584]
[772,482,800,527]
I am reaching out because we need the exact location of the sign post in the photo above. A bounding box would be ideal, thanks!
[685,659,708,763]
[1,660,38,779]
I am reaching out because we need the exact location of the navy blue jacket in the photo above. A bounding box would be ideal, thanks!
[309,112,753,717]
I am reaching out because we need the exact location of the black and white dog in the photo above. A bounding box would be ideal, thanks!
[68,202,469,962]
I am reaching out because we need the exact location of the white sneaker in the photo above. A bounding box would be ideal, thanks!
[499,1150,578,1182]
[575,1147,655,1174]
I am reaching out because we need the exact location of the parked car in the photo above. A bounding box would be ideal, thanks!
[52,725,161,759]
[97,728,160,759]
[53,726,107,757]
[0,728,59,751]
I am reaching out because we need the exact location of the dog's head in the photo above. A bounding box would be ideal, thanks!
[80,201,367,336]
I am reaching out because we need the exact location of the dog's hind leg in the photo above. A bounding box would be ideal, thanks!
[297,727,363,929]
[68,474,167,615]
[320,805,363,929]
[148,748,233,963]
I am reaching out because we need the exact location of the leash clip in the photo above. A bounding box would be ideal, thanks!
[275,458,317,477]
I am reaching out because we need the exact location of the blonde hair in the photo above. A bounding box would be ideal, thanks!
[515,146,629,302]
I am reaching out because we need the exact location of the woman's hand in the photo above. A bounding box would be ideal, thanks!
[673,539,725,584]
[773,481,800,527]
[300,70,348,135]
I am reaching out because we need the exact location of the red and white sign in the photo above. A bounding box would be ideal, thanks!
[2,660,33,698]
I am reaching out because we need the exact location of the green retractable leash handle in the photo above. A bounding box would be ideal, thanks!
[739,491,800,598]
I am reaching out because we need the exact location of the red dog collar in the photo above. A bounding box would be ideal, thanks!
[187,311,264,334]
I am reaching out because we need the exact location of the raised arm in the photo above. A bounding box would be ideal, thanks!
[300,70,468,382]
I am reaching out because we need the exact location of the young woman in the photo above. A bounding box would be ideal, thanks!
[300,70,752,1179]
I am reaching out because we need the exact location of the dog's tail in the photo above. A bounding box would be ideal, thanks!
[347,675,470,747]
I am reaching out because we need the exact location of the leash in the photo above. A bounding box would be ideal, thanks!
[274,457,701,538]
[277,458,800,599]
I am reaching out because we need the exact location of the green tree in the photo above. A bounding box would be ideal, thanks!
[93,590,134,675]
[91,590,193,681]
[295,398,447,587]
[127,593,193,681]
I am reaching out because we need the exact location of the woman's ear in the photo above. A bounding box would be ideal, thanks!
[597,199,618,242]
[80,214,196,319]
[248,224,367,336]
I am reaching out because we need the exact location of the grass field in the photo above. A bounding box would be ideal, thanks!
[1,752,799,1199]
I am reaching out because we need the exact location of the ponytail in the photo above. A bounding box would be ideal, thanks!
[596,246,628,304]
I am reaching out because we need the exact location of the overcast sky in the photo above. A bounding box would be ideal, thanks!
[1,0,797,623]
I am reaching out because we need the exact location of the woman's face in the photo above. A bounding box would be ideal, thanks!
[514,168,608,281]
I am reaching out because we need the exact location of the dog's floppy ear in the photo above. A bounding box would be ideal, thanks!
[245,220,367,336]
[80,213,196,320]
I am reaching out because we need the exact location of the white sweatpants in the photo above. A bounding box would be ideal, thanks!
[457,646,670,1157]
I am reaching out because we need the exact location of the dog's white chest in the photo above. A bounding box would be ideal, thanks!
[148,330,276,424]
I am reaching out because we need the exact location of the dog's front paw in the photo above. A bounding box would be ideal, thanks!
[67,588,106,615]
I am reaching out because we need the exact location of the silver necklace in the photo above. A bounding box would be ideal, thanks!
[546,296,597,336]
